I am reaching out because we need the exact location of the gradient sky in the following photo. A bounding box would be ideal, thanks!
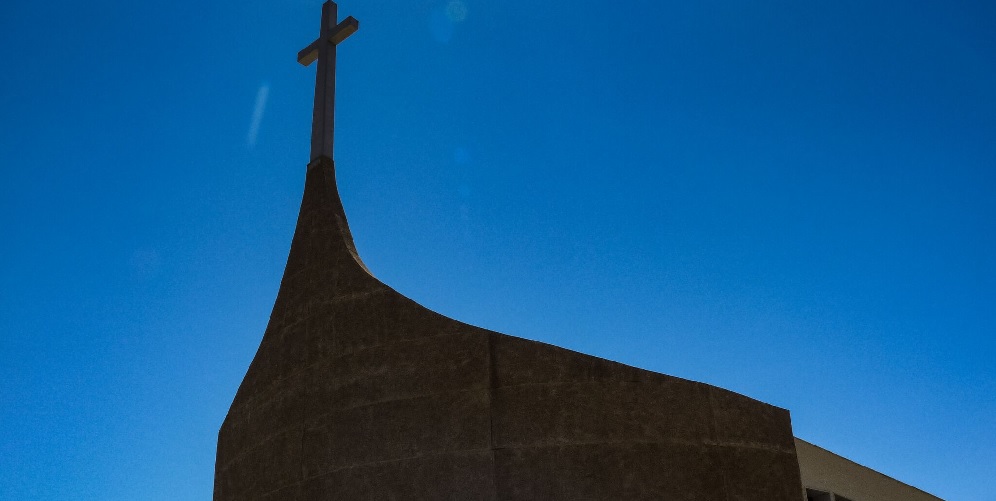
[2,0,994,499]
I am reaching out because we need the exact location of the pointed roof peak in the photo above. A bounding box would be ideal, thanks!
[282,2,372,287]
[296,155,374,281]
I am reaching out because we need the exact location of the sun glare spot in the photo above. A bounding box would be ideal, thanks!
[446,1,468,23]
[454,146,471,164]
[430,1,468,43]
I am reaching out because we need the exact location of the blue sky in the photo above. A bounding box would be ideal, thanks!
[1,0,994,499]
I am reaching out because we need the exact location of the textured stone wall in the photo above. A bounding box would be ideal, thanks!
[214,157,804,500]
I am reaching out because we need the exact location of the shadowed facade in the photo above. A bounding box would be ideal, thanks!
[214,2,804,498]
[212,156,805,500]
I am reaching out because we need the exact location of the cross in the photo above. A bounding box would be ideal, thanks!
[298,1,359,163]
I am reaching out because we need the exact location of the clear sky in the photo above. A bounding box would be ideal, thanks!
[1,0,994,499]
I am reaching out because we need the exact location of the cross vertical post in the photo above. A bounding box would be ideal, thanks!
[298,1,359,164]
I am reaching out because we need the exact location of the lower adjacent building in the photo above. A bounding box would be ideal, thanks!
[797,438,942,501]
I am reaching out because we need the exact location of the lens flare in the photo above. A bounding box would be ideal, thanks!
[247,84,270,148]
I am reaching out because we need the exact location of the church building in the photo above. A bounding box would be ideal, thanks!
[213,3,943,500]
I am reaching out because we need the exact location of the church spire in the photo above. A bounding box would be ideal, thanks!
[285,1,369,277]
[298,1,358,164]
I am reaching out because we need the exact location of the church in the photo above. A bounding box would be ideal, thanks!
[213,3,943,499]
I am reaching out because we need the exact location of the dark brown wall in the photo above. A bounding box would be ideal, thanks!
[214,157,804,500]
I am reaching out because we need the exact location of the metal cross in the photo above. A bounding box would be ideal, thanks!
[298,1,359,162]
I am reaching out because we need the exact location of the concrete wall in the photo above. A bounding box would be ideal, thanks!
[213,157,806,500]
[796,438,943,501]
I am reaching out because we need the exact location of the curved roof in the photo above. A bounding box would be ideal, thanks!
[213,156,803,499]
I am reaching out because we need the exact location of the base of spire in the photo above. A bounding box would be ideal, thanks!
[308,155,334,171]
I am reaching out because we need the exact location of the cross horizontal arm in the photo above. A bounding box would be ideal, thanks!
[297,40,321,66]
[297,16,358,67]
[330,16,359,45]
